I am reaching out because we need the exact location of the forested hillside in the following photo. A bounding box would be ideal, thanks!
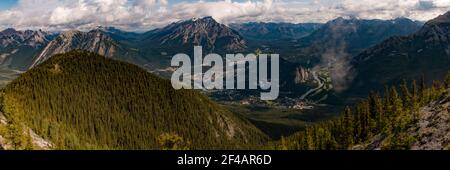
[0,51,267,150]
[276,74,450,150]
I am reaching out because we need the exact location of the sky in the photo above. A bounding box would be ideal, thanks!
[0,0,16,10]
[0,0,449,32]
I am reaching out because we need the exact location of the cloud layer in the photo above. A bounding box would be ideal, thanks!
[0,0,449,32]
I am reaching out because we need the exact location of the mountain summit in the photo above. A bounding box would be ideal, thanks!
[141,16,247,53]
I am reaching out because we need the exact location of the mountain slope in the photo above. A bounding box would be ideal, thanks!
[230,22,322,40]
[0,28,52,70]
[353,88,449,150]
[1,51,267,149]
[276,77,449,150]
[97,26,141,42]
[284,17,422,64]
[31,29,139,68]
[140,16,247,54]
[350,12,450,95]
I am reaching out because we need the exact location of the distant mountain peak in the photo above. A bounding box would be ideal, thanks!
[191,16,215,22]
[199,16,215,21]
[143,15,247,52]
[31,29,118,67]
[425,11,450,26]
[327,16,419,26]
[59,30,82,37]
[393,17,412,21]
[333,16,359,21]
[0,28,51,47]
[0,28,18,35]
[94,26,120,33]
[229,22,323,40]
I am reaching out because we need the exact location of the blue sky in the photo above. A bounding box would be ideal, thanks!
[0,0,17,11]
[0,0,448,31]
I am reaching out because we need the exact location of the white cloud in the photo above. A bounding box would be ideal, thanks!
[167,0,273,24]
[0,0,449,32]
[332,0,450,21]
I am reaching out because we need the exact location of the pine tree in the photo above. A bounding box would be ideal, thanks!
[400,79,411,109]
[419,75,427,104]
[391,87,408,132]
[370,93,385,132]
[157,133,190,150]
[280,136,288,150]
[24,129,35,150]
[342,107,354,148]
[445,71,450,88]
[410,80,420,121]
[7,117,24,150]
[420,75,426,93]
[383,86,392,116]
[305,127,315,150]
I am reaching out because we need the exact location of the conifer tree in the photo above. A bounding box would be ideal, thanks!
[410,80,420,121]
[7,117,24,150]
[280,136,288,150]
[420,75,426,93]
[445,71,450,88]
[342,107,354,148]
[400,79,411,108]
[305,127,315,150]
[24,129,34,150]
[370,93,384,132]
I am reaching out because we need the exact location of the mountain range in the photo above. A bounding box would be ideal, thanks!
[230,22,323,40]
[0,29,53,70]
[0,16,424,69]
[268,17,423,65]
[0,17,251,72]
[0,11,449,150]
[0,14,446,106]
[350,11,450,96]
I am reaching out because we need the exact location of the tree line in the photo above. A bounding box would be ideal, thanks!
[276,72,450,150]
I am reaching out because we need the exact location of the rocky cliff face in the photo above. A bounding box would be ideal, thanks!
[31,29,118,67]
[0,112,53,150]
[353,88,450,150]
[294,67,314,84]
[0,29,52,70]
[0,29,47,48]
[142,16,247,53]
[409,90,449,150]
